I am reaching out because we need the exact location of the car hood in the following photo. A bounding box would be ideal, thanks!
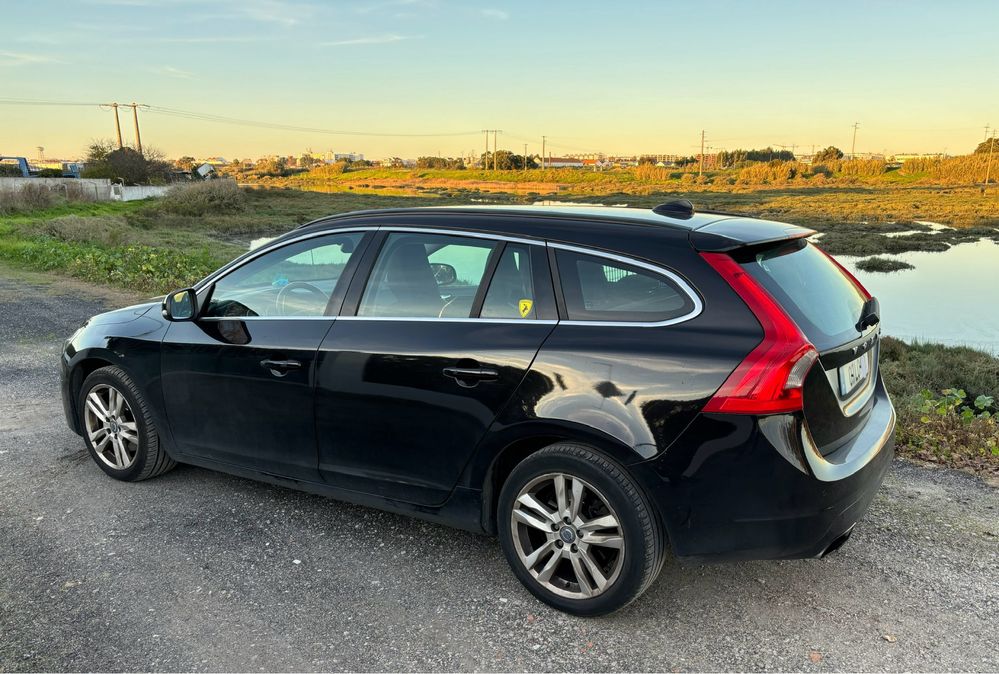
[86,300,160,327]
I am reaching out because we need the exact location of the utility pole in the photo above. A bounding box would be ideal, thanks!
[523,143,528,172]
[104,103,124,149]
[493,130,501,170]
[482,129,501,170]
[851,122,860,159]
[699,130,705,176]
[541,136,546,169]
[986,130,996,188]
[129,103,143,155]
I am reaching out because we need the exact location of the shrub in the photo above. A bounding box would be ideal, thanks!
[42,215,132,247]
[0,184,57,214]
[635,164,672,182]
[896,388,998,473]
[854,256,915,272]
[158,180,245,216]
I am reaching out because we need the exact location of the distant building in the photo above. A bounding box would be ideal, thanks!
[890,153,946,162]
[334,152,364,162]
[545,157,584,168]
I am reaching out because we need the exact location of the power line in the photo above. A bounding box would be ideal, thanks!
[0,98,483,139]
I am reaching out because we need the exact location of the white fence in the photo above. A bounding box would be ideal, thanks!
[0,177,113,200]
[110,184,171,201]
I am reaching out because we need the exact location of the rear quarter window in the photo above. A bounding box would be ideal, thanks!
[555,248,696,323]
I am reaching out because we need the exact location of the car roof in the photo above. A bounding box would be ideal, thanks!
[297,203,735,233]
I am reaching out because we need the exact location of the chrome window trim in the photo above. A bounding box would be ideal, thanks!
[194,226,378,292]
[196,316,334,322]
[547,242,704,328]
[337,316,558,325]
[192,222,702,327]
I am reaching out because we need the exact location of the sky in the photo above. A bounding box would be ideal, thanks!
[2,0,997,161]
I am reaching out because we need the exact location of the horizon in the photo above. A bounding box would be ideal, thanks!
[3,0,997,160]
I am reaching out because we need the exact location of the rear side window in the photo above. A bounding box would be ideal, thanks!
[738,240,866,351]
[357,232,496,318]
[481,244,538,319]
[555,249,696,323]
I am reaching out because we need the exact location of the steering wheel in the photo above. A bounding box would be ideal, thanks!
[276,281,329,316]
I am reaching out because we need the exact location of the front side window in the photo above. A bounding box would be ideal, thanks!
[357,232,496,318]
[204,232,363,318]
[555,249,695,323]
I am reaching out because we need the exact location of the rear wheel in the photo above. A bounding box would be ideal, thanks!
[79,366,176,481]
[498,442,665,616]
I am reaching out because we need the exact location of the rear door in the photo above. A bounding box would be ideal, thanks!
[314,228,557,505]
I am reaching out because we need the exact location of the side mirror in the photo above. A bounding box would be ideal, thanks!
[162,288,199,321]
[431,262,458,286]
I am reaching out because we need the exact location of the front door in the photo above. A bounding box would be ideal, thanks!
[160,230,368,480]
[315,230,557,505]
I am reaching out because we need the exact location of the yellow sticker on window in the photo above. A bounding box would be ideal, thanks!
[518,299,533,318]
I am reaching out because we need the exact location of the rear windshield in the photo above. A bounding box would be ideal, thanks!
[738,240,866,352]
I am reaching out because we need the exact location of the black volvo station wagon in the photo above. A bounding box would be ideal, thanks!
[61,200,895,615]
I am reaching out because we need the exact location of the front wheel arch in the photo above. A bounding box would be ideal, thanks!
[68,356,117,433]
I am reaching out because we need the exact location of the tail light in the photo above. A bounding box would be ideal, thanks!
[700,252,818,415]
[816,246,871,299]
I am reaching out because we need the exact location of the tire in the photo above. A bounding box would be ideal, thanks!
[497,442,665,616]
[78,365,176,482]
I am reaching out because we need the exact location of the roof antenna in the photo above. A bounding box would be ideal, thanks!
[652,199,695,219]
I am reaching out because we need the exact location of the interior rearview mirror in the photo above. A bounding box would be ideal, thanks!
[431,262,458,286]
[162,288,198,321]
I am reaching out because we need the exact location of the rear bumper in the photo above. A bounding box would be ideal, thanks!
[633,380,895,561]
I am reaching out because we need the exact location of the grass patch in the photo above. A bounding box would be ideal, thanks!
[855,257,916,273]
[882,337,999,478]
[156,179,246,216]
[0,186,457,293]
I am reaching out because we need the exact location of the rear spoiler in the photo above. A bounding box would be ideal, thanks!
[689,217,816,252]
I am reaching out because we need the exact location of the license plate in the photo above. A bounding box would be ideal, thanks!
[838,353,870,396]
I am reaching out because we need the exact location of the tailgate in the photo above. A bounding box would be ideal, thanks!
[733,238,879,453]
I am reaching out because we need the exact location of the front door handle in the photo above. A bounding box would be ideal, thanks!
[260,359,302,377]
[442,366,499,387]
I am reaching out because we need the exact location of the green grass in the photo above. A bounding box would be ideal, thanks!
[855,257,916,273]
[882,337,999,476]
[0,185,461,293]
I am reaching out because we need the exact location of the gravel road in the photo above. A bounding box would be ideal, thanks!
[1,271,996,672]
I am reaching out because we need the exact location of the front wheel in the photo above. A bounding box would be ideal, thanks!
[497,442,665,616]
[79,366,176,481]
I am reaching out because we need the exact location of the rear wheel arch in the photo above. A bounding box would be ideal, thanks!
[478,428,645,534]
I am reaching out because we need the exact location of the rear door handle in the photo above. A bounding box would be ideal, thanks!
[260,359,302,376]
[442,366,499,386]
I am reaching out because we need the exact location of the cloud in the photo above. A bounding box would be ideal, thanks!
[321,34,421,47]
[355,0,437,15]
[0,51,62,67]
[480,8,509,20]
[152,65,195,79]
[150,35,276,44]
[232,0,312,26]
